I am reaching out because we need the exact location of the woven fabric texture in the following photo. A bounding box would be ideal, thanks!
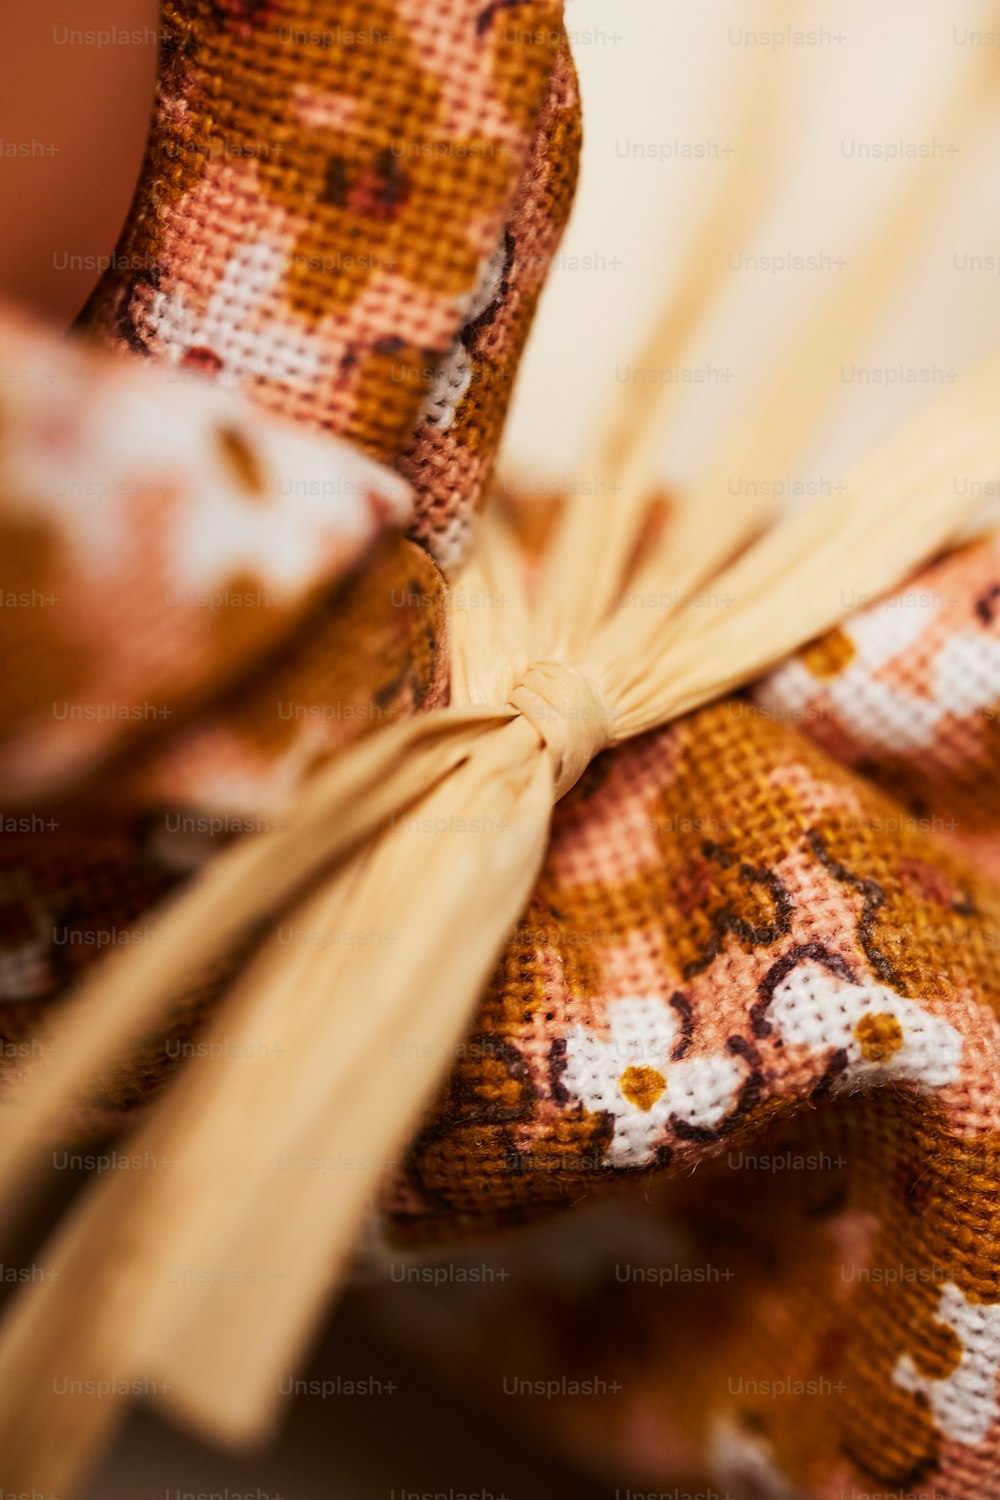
[0,304,412,801]
[0,0,576,1114]
[81,0,576,564]
[756,538,1000,884]
[379,537,1000,1500]
[400,39,582,568]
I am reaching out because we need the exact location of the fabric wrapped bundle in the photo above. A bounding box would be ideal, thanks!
[1,5,1000,1500]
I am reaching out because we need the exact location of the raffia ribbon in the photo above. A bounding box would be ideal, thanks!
[0,351,999,1495]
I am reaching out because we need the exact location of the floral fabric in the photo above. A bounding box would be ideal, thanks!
[384,538,1000,1500]
[1,5,1000,1497]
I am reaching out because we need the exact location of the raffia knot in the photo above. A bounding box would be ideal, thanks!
[508,660,614,800]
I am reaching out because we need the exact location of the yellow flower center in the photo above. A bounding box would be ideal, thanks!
[619,1064,667,1111]
[854,1011,905,1063]
[801,626,856,679]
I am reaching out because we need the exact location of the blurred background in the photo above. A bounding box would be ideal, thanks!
[0,0,158,324]
[505,0,1000,505]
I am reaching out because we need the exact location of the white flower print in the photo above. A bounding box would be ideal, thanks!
[560,995,746,1167]
[766,959,963,1092]
[147,239,328,391]
[757,591,1000,756]
[417,235,507,433]
[894,1282,1000,1445]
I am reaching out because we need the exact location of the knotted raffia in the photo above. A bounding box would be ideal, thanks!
[508,661,616,800]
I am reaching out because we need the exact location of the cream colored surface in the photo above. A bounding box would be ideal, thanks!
[504,0,1000,497]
